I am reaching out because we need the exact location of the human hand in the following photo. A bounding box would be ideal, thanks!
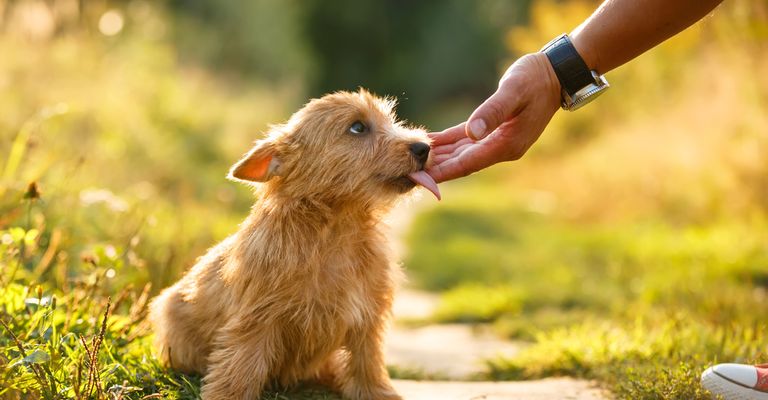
[427,53,562,183]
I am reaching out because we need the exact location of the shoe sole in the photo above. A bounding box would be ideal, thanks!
[701,367,768,400]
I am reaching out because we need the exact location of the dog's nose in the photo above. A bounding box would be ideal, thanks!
[409,142,430,165]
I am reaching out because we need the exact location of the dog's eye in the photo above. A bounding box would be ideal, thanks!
[349,121,368,136]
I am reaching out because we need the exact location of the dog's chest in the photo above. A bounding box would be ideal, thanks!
[313,244,387,327]
[337,278,370,327]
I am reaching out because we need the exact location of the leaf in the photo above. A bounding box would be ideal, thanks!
[22,349,50,364]
[9,227,25,243]
[24,229,39,245]
[107,384,142,395]
[8,349,50,368]
[7,356,25,369]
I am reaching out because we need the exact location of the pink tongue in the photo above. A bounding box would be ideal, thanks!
[407,170,441,200]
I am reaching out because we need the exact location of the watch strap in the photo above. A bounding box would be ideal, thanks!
[541,34,595,98]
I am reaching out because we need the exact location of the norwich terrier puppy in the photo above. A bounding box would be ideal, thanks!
[148,90,440,400]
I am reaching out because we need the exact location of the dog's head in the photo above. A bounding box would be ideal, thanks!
[228,90,440,205]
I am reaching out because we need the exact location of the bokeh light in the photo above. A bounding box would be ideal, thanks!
[98,9,124,36]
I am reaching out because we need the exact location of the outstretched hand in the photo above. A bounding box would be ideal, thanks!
[427,53,563,183]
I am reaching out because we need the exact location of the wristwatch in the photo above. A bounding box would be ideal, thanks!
[541,34,609,111]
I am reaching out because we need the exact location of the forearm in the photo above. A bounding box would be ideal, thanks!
[571,0,724,73]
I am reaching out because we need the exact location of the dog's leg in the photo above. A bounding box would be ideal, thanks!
[148,288,210,374]
[310,350,345,388]
[338,319,401,400]
[200,321,280,400]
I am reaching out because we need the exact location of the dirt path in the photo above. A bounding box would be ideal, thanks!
[383,194,610,399]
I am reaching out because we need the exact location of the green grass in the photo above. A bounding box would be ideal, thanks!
[405,182,768,399]
[486,318,766,399]
[0,225,341,400]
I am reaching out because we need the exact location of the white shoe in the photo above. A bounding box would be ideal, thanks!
[701,363,768,400]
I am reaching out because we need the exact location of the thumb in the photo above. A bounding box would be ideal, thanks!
[466,87,522,141]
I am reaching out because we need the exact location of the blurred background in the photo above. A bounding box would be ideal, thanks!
[0,0,767,398]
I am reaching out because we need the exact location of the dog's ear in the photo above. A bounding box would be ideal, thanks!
[227,140,282,183]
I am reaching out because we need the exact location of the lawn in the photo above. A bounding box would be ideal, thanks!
[406,184,768,399]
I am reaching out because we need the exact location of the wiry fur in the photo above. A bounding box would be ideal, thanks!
[148,90,432,400]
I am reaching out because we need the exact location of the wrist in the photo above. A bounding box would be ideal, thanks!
[540,34,610,111]
[531,52,563,108]
[570,26,601,72]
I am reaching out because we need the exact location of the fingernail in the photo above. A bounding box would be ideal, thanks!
[468,119,487,140]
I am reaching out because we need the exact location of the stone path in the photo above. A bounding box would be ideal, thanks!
[386,290,608,399]
[388,290,523,379]
[392,378,608,400]
[381,193,610,399]
[387,323,523,379]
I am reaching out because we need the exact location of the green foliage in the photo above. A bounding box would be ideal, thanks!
[433,285,524,323]
[410,208,768,316]
[0,13,292,290]
[168,0,312,85]
[386,365,450,382]
[486,318,766,399]
[300,0,527,122]
[166,0,532,123]
[0,240,337,400]
[409,204,768,398]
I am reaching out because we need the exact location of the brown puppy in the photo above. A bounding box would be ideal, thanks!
[148,90,440,400]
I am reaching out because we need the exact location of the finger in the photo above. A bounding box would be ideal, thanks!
[426,156,470,183]
[427,123,467,146]
[432,141,475,163]
[466,86,523,141]
[432,137,474,156]
[427,150,485,183]
[427,141,503,183]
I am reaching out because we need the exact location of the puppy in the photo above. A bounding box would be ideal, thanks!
[148,90,440,400]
